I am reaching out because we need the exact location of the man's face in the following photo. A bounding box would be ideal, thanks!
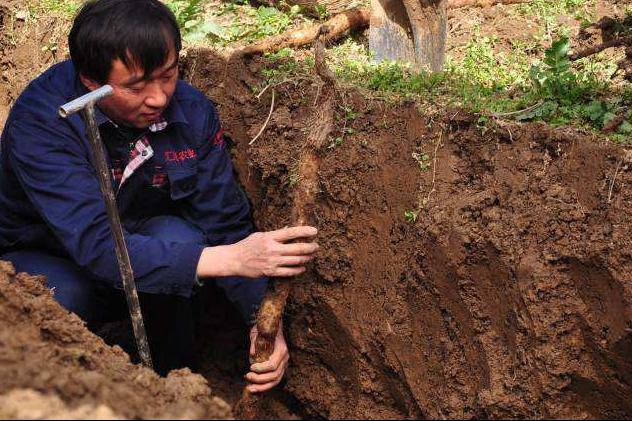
[81,47,178,129]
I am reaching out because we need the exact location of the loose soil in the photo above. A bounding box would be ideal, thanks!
[1,1,631,419]
[0,261,233,419]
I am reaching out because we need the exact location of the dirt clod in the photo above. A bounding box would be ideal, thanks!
[0,262,232,420]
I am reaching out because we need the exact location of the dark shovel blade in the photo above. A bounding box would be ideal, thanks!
[369,0,448,72]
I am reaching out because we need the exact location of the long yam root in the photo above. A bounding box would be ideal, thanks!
[235,34,337,420]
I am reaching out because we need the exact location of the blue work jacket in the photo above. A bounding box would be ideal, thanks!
[0,60,266,321]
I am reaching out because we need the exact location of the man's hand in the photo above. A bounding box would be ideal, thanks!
[234,226,319,278]
[197,226,319,279]
[246,324,289,393]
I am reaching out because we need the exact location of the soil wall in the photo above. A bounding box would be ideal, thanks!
[184,49,632,419]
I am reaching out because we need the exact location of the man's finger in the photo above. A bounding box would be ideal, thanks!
[272,266,306,277]
[278,242,319,256]
[248,362,287,392]
[249,336,256,357]
[247,377,283,394]
[250,356,282,374]
[277,255,314,267]
[250,345,288,374]
[270,226,318,242]
[246,364,285,385]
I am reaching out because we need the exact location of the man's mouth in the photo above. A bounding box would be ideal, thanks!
[142,111,161,120]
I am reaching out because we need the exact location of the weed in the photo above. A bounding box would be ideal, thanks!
[405,210,419,224]
[245,5,301,39]
[251,7,622,141]
[519,0,595,36]
[286,172,300,188]
[166,0,203,30]
[513,36,615,127]
[341,105,359,121]
[327,136,344,149]
[530,37,585,101]
[31,0,79,18]
[447,34,532,113]
[315,4,329,20]
[412,152,432,171]
[622,88,632,105]
[166,0,227,42]
[261,49,309,84]
[329,104,358,149]
[215,3,305,45]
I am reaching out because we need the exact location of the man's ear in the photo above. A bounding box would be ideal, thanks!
[79,74,101,92]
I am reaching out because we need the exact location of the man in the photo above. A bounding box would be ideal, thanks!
[0,0,319,392]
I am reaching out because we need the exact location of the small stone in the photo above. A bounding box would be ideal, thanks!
[15,10,29,20]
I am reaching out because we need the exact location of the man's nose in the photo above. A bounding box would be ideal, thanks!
[144,81,167,109]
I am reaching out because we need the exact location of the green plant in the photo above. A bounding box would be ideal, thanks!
[530,37,575,99]
[511,36,610,125]
[412,152,431,171]
[315,4,329,20]
[166,0,202,28]
[581,100,632,133]
[286,172,300,188]
[446,34,532,113]
[622,88,632,105]
[166,0,227,42]
[405,210,419,224]
[329,104,358,149]
[327,136,344,149]
[261,49,307,83]
[32,0,80,17]
[236,5,302,41]
[520,0,593,25]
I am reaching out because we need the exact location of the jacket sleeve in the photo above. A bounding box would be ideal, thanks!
[7,116,204,298]
[180,99,268,323]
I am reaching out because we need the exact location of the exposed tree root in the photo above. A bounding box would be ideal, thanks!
[570,35,632,60]
[238,0,529,56]
[571,15,632,82]
[235,31,337,420]
[238,8,370,57]
[603,107,631,134]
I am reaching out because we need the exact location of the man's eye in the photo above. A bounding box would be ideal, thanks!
[127,84,145,92]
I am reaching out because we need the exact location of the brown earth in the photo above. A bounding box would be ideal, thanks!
[1,0,632,419]
[0,261,233,419]
[0,1,70,128]
[448,0,625,59]
[182,49,632,419]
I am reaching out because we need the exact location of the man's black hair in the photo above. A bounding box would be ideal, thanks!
[69,0,182,84]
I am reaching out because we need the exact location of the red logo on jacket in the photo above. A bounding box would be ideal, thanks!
[164,149,197,163]
[212,128,225,148]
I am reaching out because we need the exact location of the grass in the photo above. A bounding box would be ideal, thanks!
[254,0,630,140]
[30,0,80,18]
[28,0,630,142]
[167,0,309,45]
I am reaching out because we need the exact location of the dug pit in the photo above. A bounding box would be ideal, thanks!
[0,14,631,418]
[184,49,632,419]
